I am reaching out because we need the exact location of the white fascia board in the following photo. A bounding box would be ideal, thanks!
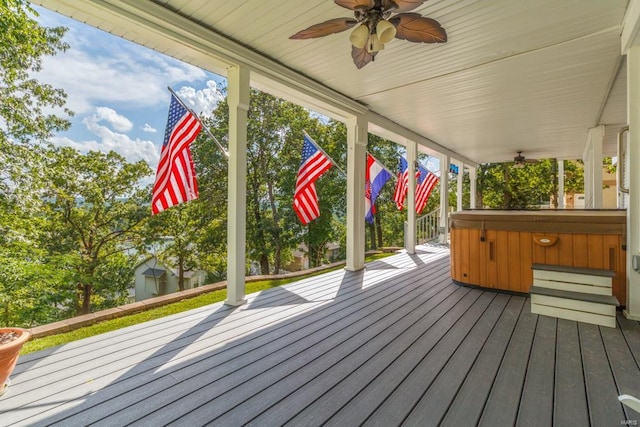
[623,0,640,54]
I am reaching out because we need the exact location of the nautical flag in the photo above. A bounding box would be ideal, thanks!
[293,134,333,225]
[415,164,439,214]
[365,153,392,224]
[393,156,409,210]
[151,93,202,215]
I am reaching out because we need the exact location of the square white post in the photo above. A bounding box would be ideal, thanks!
[589,125,605,209]
[439,154,449,244]
[557,159,565,208]
[625,45,640,319]
[405,141,417,254]
[225,65,250,306]
[469,167,477,209]
[346,115,367,271]
[456,161,463,211]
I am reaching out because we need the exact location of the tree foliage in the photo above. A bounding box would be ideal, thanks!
[43,148,153,314]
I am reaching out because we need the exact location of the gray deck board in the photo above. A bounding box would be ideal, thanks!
[516,315,556,426]
[396,293,510,427]
[440,296,526,426]
[601,318,640,421]
[2,244,640,427]
[580,322,627,426]
[362,292,498,427]
[553,319,589,427]
[478,300,538,426]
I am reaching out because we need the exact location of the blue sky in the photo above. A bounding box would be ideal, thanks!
[34,6,226,170]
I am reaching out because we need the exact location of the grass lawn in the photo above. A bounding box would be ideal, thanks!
[21,252,395,355]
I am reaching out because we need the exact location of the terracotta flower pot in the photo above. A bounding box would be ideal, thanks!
[0,327,31,398]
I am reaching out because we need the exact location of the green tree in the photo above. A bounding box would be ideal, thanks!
[478,158,584,209]
[0,0,72,201]
[43,147,153,314]
[143,204,203,291]
[0,0,75,326]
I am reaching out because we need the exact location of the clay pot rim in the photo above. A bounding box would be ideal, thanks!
[0,328,31,348]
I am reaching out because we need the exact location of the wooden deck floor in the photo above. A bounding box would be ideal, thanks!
[2,245,640,426]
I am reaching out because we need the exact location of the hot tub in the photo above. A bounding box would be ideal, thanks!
[449,209,627,305]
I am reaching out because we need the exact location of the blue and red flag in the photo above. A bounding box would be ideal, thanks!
[365,153,392,224]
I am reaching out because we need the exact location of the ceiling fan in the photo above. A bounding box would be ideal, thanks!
[513,151,538,168]
[289,0,447,69]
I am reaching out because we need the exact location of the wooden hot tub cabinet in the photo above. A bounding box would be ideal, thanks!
[449,210,627,305]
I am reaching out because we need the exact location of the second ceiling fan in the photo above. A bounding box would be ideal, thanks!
[290,0,447,69]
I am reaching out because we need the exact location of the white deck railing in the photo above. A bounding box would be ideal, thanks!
[405,207,440,247]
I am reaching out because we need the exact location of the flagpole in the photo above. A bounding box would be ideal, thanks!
[167,86,229,158]
[303,130,347,177]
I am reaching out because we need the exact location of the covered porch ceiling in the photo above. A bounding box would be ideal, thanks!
[34,0,636,165]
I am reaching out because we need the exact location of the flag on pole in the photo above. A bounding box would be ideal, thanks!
[393,156,409,210]
[365,153,392,224]
[293,134,333,225]
[415,164,439,214]
[151,93,202,215]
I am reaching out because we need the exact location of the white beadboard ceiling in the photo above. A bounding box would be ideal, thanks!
[35,0,633,164]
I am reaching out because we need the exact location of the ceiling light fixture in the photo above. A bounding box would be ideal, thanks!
[290,0,447,69]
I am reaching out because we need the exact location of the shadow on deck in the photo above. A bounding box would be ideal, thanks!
[2,244,640,426]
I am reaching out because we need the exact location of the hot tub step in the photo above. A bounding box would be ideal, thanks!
[530,286,619,328]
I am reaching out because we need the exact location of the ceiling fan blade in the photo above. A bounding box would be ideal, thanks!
[290,18,358,39]
[352,45,375,69]
[390,13,447,43]
[382,0,425,12]
[335,0,374,10]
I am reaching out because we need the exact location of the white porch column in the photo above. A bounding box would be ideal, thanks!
[405,141,417,254]
[626,45,640,319]
[583,126,604,208]
[469,167,477,209]
[456,161,464,211]
[346,114,367,271]
[225,65,250,306]
[439,154,449,243]
[557,159,565,209]
[591,125,605,208]
[583,150,593,208]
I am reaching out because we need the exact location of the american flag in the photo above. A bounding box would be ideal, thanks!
[151,93,202,215]
[293,134,333,225]
[393,156,409,210]
[416,164,439,214]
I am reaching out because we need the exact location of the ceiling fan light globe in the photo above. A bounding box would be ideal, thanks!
[350,24,369,49]
[376,19,396,44]
[367,33,385,53]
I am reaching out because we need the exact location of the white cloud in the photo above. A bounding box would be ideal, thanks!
[88,107,133,132]
[52,107,160,167]
[142,124,157,133]
[176,80,224,119]
[35,20,209,115]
